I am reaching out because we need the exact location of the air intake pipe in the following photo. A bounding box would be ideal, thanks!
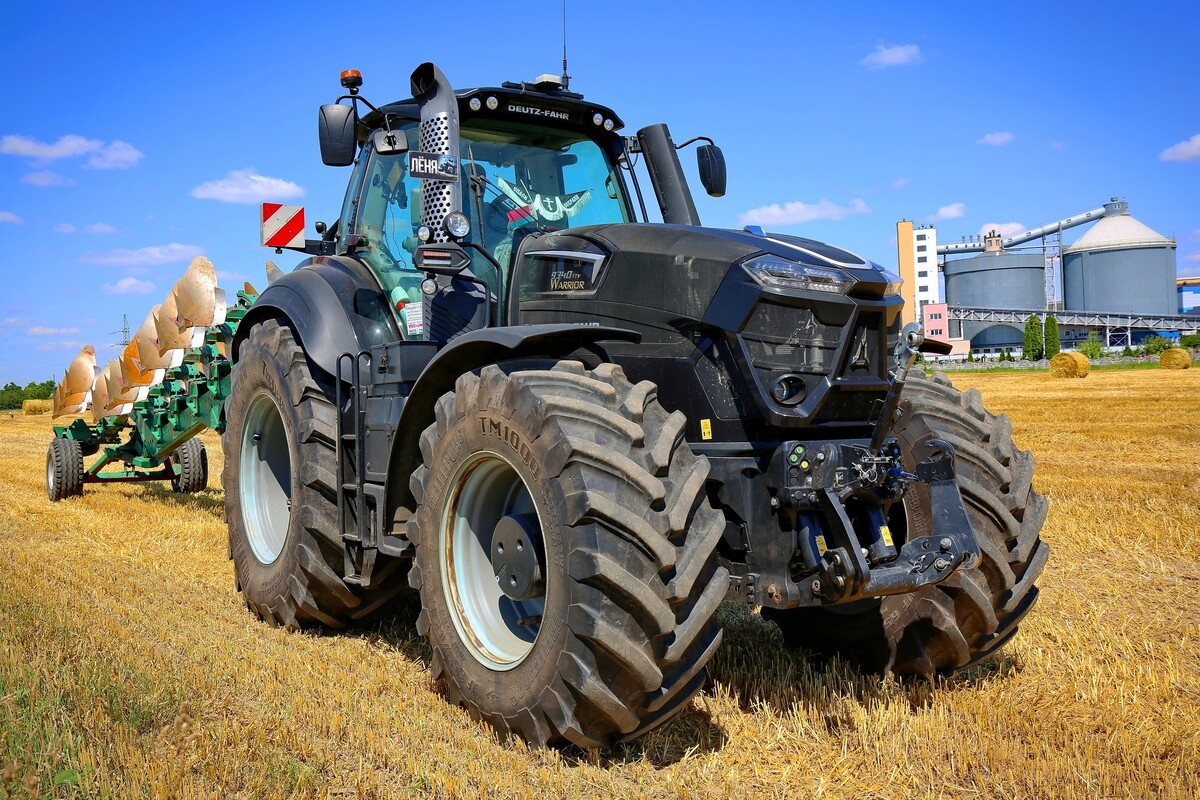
[637,123,701,226]
[410,63,462,243]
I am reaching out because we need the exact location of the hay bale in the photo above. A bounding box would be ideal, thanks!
[1049,351,1090,378]
[1159,348,1193,370]
[22,399,52,415]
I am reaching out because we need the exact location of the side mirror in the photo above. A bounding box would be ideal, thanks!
[318,103,358,167]
[697,144,726,198]
[371,128,408,155]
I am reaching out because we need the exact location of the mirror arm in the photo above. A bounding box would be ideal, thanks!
[673,135,715,150]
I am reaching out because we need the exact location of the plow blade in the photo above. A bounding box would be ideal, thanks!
[52,345,98,418]
[132,307,178,372]
[153,295,205,358]
[96,358,138,420]
[163,257,228,330]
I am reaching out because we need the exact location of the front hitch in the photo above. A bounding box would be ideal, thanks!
[750,436,981,609]
[810,438,980,602]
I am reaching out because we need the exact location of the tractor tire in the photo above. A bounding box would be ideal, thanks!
[46,438,84,501]
[170,437,208,494]
[223,319,409,629]
[408,361,728,748]
[763,371,1049,675]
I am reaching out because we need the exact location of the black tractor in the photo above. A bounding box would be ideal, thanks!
[223,63,1048,748]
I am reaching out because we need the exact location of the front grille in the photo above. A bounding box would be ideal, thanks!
[741,302,841,376]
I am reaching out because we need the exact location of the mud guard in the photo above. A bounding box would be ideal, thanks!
[231,258,398,382]
[385,323,641,518]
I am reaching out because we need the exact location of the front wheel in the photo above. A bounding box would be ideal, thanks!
[408,361,728,747]
[764,371,1050,675]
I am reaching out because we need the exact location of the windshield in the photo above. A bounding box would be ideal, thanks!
[351,119,629,337]
[458,120,630,285]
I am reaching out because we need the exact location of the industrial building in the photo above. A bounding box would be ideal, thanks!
[896,199,1199,356]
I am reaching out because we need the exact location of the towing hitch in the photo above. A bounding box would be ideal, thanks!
[809,438,979,604]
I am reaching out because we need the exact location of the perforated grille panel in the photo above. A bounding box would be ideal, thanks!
[420,112,453,243]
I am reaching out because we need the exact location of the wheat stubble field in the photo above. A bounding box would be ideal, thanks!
[1,369,1197,799]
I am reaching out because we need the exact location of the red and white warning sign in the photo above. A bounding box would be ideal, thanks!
[260,203,305,249]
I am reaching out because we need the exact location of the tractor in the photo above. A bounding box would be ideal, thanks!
[49,62,1048,749]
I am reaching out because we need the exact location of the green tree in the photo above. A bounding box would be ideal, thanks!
[1044,317,1060,359]
[1121,345,1135,357]
[1023,315,1044,361]
[23,379,54,400]
[966,351,975,363]
[1078,331,1106,360]
[1139,335,1171,355]
[1181,333,1200,348]
[0,381,23,411]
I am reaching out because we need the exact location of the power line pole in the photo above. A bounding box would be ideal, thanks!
[112,314,130,347]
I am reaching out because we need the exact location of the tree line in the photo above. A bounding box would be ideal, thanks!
[0,380,56,410]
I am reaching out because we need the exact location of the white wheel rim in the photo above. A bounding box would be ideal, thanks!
[240,391,292,564]
[441,452,545,671]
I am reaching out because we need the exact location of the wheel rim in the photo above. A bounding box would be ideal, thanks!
[441,452,546,671]
[240,391,292,564]
[46,448,56,495]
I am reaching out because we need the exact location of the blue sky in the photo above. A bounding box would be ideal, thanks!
[1,1,1197,384]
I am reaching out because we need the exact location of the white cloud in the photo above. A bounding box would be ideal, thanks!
[0,211,23,224]
[860,43,922,69]
[84,222,119,234]
[1,317,31,327]
[738,198,871,227]
[28,326,81,336]
[36,340,85,352]
[1185,253,1200,262]
[53,223,76,233]
[21,171,74,187]
[0,134,99,160]
[103,277,156,295]
[977,132,1014,147]
[0,134,142,169]
[85,141,143,169]
[980,222,1027,237]
[80,243,204,266]
[890,177,910,190]
[929,202,966,221]
[1049,140,1066,150]
[1161,134,1200,163]
[190,169,304,205]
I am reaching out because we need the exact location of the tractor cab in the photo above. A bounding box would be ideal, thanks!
[319,69,637,338]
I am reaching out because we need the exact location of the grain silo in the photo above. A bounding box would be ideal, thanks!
[1062,200,1177,314]
[943,234,1045,343]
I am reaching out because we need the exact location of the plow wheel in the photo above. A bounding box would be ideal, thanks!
[223,319,409,629]
[763,371,1049,676]
[408,360,728,747]
[170,437,209,494]
[46,438,84,502]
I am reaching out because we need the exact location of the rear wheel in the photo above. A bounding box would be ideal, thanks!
[169,437,208,494]
[408,361,727,747]
[764,371,1049,675]
[223,319,409,629]
[46,438,84,501]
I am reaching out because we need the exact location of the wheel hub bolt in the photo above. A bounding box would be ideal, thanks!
[934,558,949,571]
[939,537,952,551]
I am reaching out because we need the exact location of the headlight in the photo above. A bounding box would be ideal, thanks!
[880,269,903,297]
[443,211,470,240]
[741,255,855,294]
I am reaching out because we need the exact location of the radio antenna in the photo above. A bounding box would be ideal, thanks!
[561,0,570,90]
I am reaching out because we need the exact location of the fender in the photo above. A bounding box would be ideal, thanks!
[232,256,399,381]
[385,323,641,519]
